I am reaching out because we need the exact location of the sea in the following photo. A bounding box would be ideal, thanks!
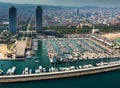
[0,39,120,88]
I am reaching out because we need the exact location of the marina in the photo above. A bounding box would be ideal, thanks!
[0,36,120,83]
[44,37,120,63]
[0,1,120,87]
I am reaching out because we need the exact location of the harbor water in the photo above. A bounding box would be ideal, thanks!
[115,38,120,44]
[0,40,120,88]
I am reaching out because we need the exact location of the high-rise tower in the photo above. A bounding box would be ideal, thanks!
[76,8,80,16]
[36,6,42,32]
[9,6,17,33]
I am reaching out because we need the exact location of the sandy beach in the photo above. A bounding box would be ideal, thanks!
[0,44,9,59]
[102,33,120,40]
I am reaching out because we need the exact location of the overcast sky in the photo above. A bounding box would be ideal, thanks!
[0,0,120,7]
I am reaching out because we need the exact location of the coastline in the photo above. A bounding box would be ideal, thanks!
[102,33,120,40]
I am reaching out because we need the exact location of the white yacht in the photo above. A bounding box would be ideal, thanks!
[11,66,16,75]
[24,68,29,74]
[6,69,11,75]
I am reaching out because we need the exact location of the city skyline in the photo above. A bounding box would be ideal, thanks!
[0,0,120,8]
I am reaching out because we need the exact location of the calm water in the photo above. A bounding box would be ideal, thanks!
[0,40,120,88]
[115,38,120,43]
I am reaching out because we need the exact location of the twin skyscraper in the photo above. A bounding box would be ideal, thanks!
[9,6,42,33]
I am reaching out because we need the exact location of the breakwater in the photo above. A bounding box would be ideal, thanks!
[0,63,120,83]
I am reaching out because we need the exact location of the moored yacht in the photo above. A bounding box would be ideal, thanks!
[0,69,3,75]
[11,66,16,75]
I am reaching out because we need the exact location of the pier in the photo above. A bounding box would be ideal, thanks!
[15,41,26,58]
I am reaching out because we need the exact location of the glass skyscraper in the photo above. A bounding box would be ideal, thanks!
[76,8,80,16]
[9,6,17,33]
[36,6,42,33]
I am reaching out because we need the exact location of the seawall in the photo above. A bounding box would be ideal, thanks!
[0,63,120,83]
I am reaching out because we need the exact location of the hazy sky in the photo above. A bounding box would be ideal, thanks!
[0,0,120,7]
